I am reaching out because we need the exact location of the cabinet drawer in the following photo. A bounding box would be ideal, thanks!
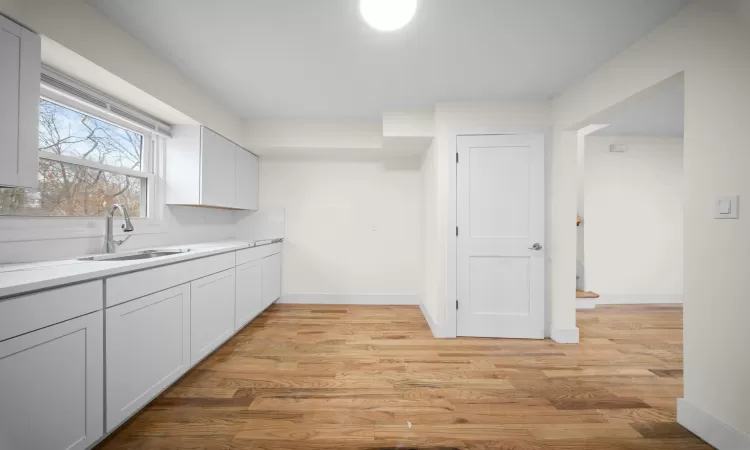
[106,252,235,307]
[106,284,191,431]
[236,243,281,265]
[0,281,103,342]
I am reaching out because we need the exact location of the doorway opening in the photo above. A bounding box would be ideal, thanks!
[575,73,684,310]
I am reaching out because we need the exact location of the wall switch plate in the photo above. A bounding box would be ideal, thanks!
[715,195,739,219]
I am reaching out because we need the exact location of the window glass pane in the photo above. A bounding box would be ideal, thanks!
[39,99,144,171]
[0,98,150,218]
[0,159,144,217]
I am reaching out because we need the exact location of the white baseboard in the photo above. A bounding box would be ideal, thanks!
[551,327,579,344]
[419,302,451,338]
[276,293,419,305]
[576,298,596,309]
[678,398,750,449]
[596,293,682,305]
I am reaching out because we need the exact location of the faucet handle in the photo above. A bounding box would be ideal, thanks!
[115,234,132,247]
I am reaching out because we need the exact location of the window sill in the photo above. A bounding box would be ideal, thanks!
[0,216,167,243]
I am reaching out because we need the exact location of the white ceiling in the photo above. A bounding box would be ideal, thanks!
[591,75,684,137]
[92,0,690,120]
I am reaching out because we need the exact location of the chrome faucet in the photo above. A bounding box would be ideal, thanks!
[104,204,134,254]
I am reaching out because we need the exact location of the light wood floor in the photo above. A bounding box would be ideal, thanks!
[97,304,711,449]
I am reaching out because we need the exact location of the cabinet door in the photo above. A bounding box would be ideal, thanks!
[235,145,259,210]
[0,311,103,450]
[235,260,262,331]
[0,17,39,189]
[191,268,236,365]
[262,253,282,308]
[200,127,236,208]
[0,26,20,186]
[105,284,190,431]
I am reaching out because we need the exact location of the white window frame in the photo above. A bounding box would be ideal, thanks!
[0,85,168,243]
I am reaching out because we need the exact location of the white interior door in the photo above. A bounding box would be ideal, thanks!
[457,134,545,338]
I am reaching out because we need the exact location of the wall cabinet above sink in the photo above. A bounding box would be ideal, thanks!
[166,125,258,210]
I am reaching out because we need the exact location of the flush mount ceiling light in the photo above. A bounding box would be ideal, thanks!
[360,0,418,31]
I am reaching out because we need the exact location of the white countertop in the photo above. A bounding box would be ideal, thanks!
[0,240,278,299]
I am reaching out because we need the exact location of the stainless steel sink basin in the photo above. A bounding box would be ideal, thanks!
[78,249,191,262]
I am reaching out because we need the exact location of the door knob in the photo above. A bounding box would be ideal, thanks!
[529,243,543,251]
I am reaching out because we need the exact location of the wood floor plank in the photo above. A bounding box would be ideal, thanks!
[96,304,712,450]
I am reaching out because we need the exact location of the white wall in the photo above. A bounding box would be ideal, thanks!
[584,136,683,302]
[420,140,441,327]
[552,0,750,443]
[257,157,422,301]
[0,0,244,144]
[0,206,237,263]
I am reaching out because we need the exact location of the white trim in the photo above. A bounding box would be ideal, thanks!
[419,302,449,338]
[41,67,172,137]
[576,298,597,309]
[678,399,750,449]
[596,294,683,305]
[39,152,152,181]
[275,294,419,305]
[551,327,579,344]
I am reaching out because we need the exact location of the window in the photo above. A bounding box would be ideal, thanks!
[0,98,153,217]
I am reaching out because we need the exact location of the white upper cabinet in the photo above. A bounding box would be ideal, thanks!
[0,15,40,189]
[235,145,259,211]
[166,125,258,210]
[200,127,236,208]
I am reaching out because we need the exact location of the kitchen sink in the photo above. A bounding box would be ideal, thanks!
[78,249,191,262]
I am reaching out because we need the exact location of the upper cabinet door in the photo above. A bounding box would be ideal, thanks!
[200,127,236,208]
[234,145,259,211]
[0,16,40,188]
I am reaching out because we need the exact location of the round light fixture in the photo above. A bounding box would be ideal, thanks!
[359,0,418,32]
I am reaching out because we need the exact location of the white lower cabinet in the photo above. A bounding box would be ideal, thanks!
[235,260,262,331]
[0,246,283,448]
[0,311,104,450]
[105,284,191,431]
[191,268,236,365]
[262,252,282,308]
